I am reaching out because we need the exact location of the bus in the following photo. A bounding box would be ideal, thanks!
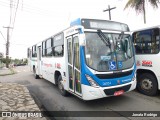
[28,18,136,100]
[133,26,160,96]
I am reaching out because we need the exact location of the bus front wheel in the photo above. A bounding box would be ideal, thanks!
[137,73,158,96]
[58,75,68,96]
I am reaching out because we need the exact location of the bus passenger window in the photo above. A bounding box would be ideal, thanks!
[133,28,160,54]
[53,45,64,57]
[135,45,141,54]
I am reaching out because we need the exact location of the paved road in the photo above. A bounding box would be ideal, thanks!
[0,66,160,120]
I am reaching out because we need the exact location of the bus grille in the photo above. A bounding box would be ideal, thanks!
[96,70,133,79]
[103,84,131,96]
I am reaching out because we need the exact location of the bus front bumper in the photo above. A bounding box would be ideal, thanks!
[81,80,136,100]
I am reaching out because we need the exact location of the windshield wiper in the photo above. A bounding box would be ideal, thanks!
[118,31,124,41]
[97,29,111,47]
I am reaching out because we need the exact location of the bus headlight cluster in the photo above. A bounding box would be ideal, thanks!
[85,75,99,88]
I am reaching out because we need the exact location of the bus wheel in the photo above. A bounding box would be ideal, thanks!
[137,73,158,96]
[33,68,39,79]
[58,75,68,96]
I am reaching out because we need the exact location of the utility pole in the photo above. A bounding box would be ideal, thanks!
[103,5,116,20]
[3,26,13,68]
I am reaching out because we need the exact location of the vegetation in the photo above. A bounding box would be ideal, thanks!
[13,58,28,65]
[124,0,159,24]
[0,58,28,67]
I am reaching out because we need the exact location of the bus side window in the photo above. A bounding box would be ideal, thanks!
[144,41,151,54]
[135,45,141,54]
[53,45,64,57]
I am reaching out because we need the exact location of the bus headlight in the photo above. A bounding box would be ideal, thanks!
[85,75,99,88]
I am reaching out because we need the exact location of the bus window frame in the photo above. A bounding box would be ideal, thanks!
[53,33,64,57]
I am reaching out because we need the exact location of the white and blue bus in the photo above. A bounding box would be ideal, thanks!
[28,18,136,100]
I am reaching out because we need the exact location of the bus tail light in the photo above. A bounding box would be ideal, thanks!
[85,75,99,88]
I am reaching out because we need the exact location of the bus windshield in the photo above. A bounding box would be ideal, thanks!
[85,32,134,72]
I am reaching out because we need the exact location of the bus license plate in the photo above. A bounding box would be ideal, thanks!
[114,90,124,96]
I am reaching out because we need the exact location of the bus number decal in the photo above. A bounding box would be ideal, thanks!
[142,60,152,67]
[55,63,61,69]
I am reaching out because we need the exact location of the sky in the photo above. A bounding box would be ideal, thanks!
[0,0,160,59]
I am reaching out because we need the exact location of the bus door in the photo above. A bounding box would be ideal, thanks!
[67,34,82,96]
[37,46,42,76]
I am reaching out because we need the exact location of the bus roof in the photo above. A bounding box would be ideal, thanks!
[132,25,160,33]
[70,18,130,32]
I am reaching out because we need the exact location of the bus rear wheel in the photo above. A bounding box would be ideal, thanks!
[58,75,68,96]
[137,73,158,96]
[33,67,39,79]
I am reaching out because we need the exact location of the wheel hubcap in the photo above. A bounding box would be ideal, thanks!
[141,79,153,90]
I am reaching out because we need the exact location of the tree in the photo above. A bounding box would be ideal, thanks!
[1,58,11,64]
[124,0,159,24]
[23,59,28,64]
[0,52,3,59]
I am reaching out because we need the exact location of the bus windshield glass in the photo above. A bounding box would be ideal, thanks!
[85,32,134,72]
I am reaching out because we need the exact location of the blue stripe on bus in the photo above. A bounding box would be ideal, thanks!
[80,46,136,87]
[80,46,90,86]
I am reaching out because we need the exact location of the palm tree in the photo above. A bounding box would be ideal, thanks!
[124,0,159,24]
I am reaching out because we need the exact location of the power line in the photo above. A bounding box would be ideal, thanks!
[0,2,53,17]
[0,0,56,16]
[0,31,7,42]
[10,42,30,46]
[12,0,19,27]
[10,0,19,39]
[9,0,13,26]
[1,0,19,66]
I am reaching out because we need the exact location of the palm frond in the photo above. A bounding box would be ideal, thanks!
[124,0,136,10]
[124,0,145,14]
[148,0,159,8]
[135,0,144,14]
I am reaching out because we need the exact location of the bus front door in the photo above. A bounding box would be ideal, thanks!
[67,35,82,96]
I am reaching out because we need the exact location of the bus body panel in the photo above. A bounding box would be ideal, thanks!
[41,51,67,84]
[31,58,37,72]
[136,54,160,90]
[81,80,136,100]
